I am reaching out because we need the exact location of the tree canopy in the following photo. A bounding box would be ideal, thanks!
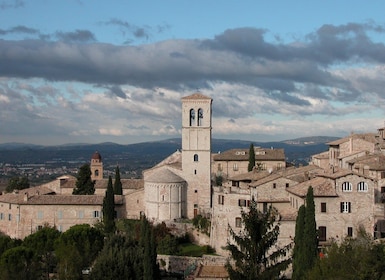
[225,202,291,280]
[6,176,30,193]
[103,176,116,234]
[113,165,123,195]
[292,186,318,279]
[248,143,255,172]
[72,163,95,195]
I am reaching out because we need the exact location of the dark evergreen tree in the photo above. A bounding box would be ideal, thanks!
[72,163,95,195]
[103,176,116,234]
[248,143,255,172]
[0,246,40,280]
[292,205,306,279]
[140,215,159,280]
[303,187,318,269]
[225,202,291,280]
[91,235,142,280]
[113,165,123,195]
[292,187,318,279]
[23,226,61,279]
[55,224,104,279]
[6,176,30,193]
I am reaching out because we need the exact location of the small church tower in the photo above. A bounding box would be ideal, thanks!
[90,151,103,181]
[181,93,212,218]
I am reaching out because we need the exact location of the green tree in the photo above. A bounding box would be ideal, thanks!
[292,187,318,279]
[23,226,61,279]
[140,216,159,280]
[55,224,104,279]
[292,205,306,280]
[0,246,40,280]
[6,176,30,193]
[307,228,385,280]
[248,143,255,172]
[225,202,291,280]
[103,176,116,234]
[0,233,21,257]
[72,163,95,195]
[114,165,123,195]
[91,235,142,280]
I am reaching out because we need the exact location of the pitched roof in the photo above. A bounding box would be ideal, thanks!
[213,148,285,161]
[286,176,337,197]
[0,192,123,205]
[327,133,377,146]
[181,92,212,100]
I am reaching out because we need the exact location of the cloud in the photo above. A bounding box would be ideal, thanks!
[0,0,24,10]
[1,23,385,144]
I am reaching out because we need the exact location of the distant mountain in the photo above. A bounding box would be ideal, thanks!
[0,136,336,167]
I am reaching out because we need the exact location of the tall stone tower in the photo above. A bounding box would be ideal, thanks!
[90,151,103,181]
[181,93,212,218]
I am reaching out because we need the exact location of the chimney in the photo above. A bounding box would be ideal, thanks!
[24,192,29,202]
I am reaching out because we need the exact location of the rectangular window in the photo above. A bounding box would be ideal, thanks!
[286,183,289,188]
[232,181,239,187]
[57,211,63,220]
[37,211,43,219]
[235,217,242,228]
[8,214,11,221]
[340,202,351,213]
[238,199,247,207]
[319,226,327,241]
[0,213,3,220]
[218,163,223,171]
[36,225,43,231]
[93,211,100,218]
[263,202,268,213]
[321,202,327,213]
[78,211,84,219]
[273,183,276,189]
[218,195,224,205]
[348,227,353,237]
[233,163,238,171]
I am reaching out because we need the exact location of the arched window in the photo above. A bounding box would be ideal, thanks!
[194,154,199,162]
[357,181,368,192]
[342,181,352,192]
[197,108,203,126]
[95,170,99,176]
[189,109,195,126]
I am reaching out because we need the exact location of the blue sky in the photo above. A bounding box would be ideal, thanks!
[1,0,385,145]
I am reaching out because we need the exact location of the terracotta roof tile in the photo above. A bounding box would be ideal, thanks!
[286,177,337,197]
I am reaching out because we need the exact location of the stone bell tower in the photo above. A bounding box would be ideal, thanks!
[90,151,103,181]
[181,93,212,218]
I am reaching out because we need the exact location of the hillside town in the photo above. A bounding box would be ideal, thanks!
[1,93,385,278]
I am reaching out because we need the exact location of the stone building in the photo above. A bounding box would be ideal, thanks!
[212,147,286,180]
[144,93,213,221]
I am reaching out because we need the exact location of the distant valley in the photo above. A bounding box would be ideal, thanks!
[0,136,338,186]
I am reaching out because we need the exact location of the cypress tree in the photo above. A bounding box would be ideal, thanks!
[248,143,255,172]
[102,176,115,234]
[303,186,318,269]
[73,163,95,195]
[292,205,306,279]
[113,165,123,195]
[292,186,318,279]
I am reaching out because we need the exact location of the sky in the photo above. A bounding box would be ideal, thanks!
[1,1,385,146]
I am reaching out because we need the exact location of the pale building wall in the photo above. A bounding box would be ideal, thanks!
[0,202,102,239]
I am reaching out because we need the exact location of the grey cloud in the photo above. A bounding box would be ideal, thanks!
[55,30,96,42]
[0,25,39,35]
[1,23,385,107]
[0,0,24,9]
[103,18,150,40]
